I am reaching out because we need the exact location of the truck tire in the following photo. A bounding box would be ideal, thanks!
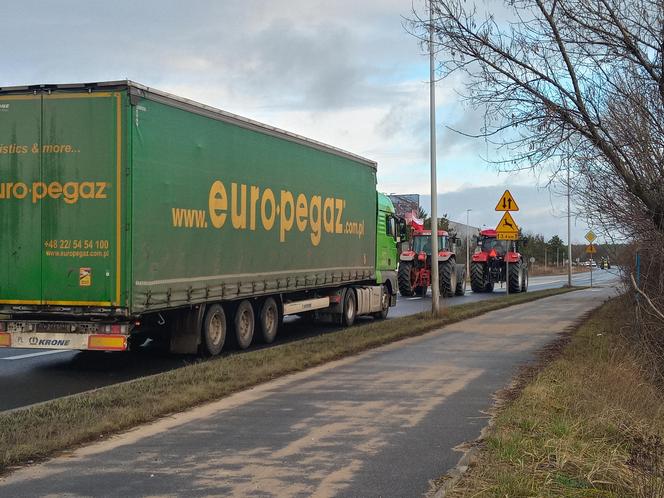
[521,266,528,292]
[455,265,467,296]
[201,304,226,356]
[508,261,523,293]
[398,261,415,297]
[259,297,280,344]
[470,262,486,293]
[234,300,255,350]
[439,258,457,297]
[342,288,357,327]
[372,284,390,320]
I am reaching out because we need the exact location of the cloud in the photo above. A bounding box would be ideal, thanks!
[1,0,546,208]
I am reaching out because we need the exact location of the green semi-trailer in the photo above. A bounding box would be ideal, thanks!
[0,81,400,355]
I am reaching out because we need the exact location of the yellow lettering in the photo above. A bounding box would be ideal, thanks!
[13,183,27,199]
[47,182,62,199]
[208,180,228,228]
[231,183,247,229]
[261,188,276,230]
[279,190,294,242]
[32,182,47,203]
[249,185,260,231]
[96,182,107,199]
[335,198,344,233]
[296,193,308,232]
[79,181,94,199]
[63,182,79,204]
[323,197,334,233]
[310,195,322,246]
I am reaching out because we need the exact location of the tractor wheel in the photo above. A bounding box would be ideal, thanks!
[521,266,529,292]
[439,258,457,298]
[508,261,523,293]
[455,265,467,296]
[470,262,486,293]
[398,261,416,297]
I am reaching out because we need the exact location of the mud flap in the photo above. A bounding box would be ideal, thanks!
[169,305,205,354]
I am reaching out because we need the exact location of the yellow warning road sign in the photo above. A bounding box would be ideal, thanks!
[585,230,596,243]
[497,233,519,240]
[496,211,519,240]
[585,244,597,254]
[495,190,519,211]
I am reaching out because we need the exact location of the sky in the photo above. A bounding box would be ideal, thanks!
[1,0,593,243]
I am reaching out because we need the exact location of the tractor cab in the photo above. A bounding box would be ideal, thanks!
[411,230,450,256]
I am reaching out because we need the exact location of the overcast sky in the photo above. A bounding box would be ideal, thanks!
[2,0,595,242]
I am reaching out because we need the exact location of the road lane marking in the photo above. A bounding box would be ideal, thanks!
[1,350,69,361]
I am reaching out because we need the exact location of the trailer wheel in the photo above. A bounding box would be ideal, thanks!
[372,284,390,320]
[234,300,255,350]
[259,297,280,344]
[342,288,357,327]
[201,304,226,356]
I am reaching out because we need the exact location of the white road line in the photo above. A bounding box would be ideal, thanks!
[1,350,69,361]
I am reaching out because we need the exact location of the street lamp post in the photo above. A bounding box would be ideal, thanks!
[465,209,472,281]
[428,1,440,315]
[567,162,572,287]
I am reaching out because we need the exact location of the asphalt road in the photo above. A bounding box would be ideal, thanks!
[0,285,618,497]
[0,268,620,412]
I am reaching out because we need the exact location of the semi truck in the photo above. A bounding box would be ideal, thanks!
[0,81,400,356]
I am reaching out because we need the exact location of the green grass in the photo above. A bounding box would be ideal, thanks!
[447,296,664,498]
[0,287,576,473]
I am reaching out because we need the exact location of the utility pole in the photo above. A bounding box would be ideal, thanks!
[428,0,440,315]
[465,209,472,282]
[567,162,572,287]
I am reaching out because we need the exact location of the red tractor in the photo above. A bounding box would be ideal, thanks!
[398,230,466,297]
[470,229,528,293]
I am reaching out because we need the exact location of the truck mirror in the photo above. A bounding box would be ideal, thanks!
[398,219,407,239]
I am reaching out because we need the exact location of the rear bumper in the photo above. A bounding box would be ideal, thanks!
[0,320,129,351]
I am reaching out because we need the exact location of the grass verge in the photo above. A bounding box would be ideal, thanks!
[1,287,576,472]
[446,296,664,498]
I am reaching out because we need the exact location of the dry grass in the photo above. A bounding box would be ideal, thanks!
[0,287,575,473]
[447,296,664,497]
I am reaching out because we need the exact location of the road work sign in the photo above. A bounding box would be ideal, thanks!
[496,211,519,240]
[585,230,596,243]
[495,190,519,211]
[586,244,597,254]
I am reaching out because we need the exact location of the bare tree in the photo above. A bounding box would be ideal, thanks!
[410,0,664,238]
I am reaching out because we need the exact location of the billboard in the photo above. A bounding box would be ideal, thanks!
[388,194,420,219]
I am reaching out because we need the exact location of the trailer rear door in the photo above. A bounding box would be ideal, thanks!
[0,91,124,307]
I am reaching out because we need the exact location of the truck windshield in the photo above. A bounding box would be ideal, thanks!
[481,237,508,255]
[413,235,447,254]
